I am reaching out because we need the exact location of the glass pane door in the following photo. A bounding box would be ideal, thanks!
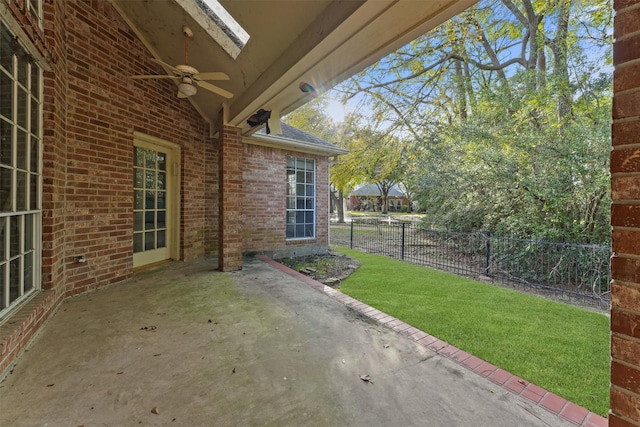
[133,145,171,266]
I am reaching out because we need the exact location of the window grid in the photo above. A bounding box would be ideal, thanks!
[0,18,42,314]
[133,147,168,254]
[28,0,43,29]
[286,157,315,239]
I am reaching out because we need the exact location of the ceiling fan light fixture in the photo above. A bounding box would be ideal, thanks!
[178,81,197,97]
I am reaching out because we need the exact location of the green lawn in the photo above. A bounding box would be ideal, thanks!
[335,246,610,416]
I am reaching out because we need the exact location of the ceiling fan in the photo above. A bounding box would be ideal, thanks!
[132,26,233,99]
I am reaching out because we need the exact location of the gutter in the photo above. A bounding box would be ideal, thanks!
[245,133,349,157]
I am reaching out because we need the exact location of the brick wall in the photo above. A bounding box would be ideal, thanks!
[219,124,243,271]
[242,143,330,259]
[611,1,640,425]
[1,0,217,376]
[59,0,213,295]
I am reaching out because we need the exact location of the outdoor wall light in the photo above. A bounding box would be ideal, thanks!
[247,108,272,133]
[299,81,316,93]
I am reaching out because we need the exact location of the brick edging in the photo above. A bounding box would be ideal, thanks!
[256,255,608,427]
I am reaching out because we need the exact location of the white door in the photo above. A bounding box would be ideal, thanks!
[133,134,180,268]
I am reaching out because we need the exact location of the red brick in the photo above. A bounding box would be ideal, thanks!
[612,148,640,173]
[410,330,428,341]
[615,64,640,93]
[611,308,640,338]
[612,256,640,283]
[615,7,640,39]
[504,376,528,394]
[613,230,640,255]
[614,33,640,68]
[609,413,639,427]
[392,322,412,333]
[612,175,640,200]
[488,368,512,385]
[614,90,640,119]
[612,283,640,312]
[473,361,497,377]
[461,355,483,370]
[418,335,438,346]
[450,350,472,364]
[559,401,589,425]
[612,336,640,366]
[540,392,567,414]
[521,387,544,404]
[438,344,460,357]
[612,205,640,228]
[612,361,640,396]
[614,0,640,13]
[426,339,448,351]
[611,388,640,421]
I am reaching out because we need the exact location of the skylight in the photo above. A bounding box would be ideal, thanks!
[177,0,250,59]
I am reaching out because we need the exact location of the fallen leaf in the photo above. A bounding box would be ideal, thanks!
[360,374,374,384]
[232,368,236,373]
[151,407,160,415]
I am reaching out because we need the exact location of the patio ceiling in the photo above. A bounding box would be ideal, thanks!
[110,0,478,136]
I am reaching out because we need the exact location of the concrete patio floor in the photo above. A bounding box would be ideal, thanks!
[0,258,592,426]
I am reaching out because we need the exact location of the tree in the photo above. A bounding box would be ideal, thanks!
[331,0,612,243]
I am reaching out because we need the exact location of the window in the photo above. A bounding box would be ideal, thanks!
[0,18,42,316]
[176,0,249,59]
[28,0,43,28]
[286,157,315,239]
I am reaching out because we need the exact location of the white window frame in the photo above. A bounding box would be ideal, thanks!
[0,16,43,320]
[28,0,43,29]
[132,133,181,269]
[286,156,315,240]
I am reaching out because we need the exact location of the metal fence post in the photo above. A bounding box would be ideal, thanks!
[350,220,354,249]
[401,223,405,260]
[485,230,491,276]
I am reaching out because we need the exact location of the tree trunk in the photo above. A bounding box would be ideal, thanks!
[454,58,468,120]
[337,190,345,223]
[551,0,572,123]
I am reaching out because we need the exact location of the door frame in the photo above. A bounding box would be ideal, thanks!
[133,132,181,268]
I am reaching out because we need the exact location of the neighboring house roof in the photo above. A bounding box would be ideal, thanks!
[350,183,405,197]
[247,122,349,156]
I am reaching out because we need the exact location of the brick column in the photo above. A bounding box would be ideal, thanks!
[218,124,243,271]
[611,2,640,425]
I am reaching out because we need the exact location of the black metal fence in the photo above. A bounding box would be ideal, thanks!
[330,219,611,304]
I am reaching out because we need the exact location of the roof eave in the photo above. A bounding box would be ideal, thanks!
[246,133,349,157]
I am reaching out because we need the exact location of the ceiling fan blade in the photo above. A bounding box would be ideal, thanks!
[131,75,180,80]
[194,72,230,81]
[177,91,189,99]
[149,58,184,76]
[197,81,234,99]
